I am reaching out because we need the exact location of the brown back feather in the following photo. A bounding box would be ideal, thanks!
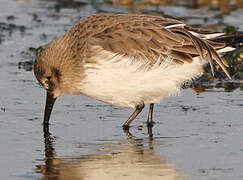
[66,14,231,78]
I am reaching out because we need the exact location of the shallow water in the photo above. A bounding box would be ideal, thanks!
[0,0,243,179]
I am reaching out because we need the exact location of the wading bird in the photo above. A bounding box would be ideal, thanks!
[34,13,236,131]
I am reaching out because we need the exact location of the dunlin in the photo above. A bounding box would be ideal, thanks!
[34,14,235,129]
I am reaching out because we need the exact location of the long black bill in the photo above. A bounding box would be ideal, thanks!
[43,91,57,125]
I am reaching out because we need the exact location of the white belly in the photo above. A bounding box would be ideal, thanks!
[80,52,207,108]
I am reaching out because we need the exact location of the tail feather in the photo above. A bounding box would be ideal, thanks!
[212,32,243,46]
[172,26,241,79]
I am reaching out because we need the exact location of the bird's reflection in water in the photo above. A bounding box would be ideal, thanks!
[36,125,188,180]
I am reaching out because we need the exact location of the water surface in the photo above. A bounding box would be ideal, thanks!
[0,0,243,179]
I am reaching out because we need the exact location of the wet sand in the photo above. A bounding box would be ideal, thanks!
[0,0,243,179]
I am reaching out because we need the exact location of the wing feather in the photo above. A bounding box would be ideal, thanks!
[75,14,231,78]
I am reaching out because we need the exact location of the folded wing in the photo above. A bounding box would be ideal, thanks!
[78,14,231,78]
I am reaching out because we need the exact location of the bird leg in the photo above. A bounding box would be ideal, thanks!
[147,103,154,136]
[147,125,153,137]
[122,104,145,129]
[147,103,154,127]
[123,128,134,138]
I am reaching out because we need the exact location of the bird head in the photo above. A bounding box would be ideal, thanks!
[34,37,84,125]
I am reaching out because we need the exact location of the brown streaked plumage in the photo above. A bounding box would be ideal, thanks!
[34,13,236,133]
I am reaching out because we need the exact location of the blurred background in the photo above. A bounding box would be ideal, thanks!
[0,0,243,180]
